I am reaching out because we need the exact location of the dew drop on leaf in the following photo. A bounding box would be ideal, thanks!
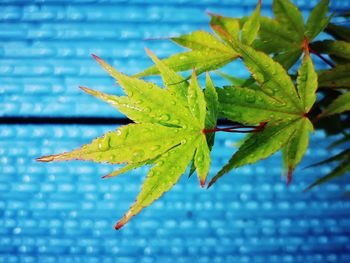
[197,153,203,162]
[150,145,161,151]
[264,87,275,95]
[98,136,111,151]
[143,107,151,113]
[245,94,256,103]
[132,150,145,162]
[159,114,170,121]
[181,139,187,145]
[172,119,180,125]
[109,154,117,162]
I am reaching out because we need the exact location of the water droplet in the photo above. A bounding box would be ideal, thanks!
[170,100,176,106]
[143,107,151,113]
[181,139,187,145]
[116,130,122,136]
[196,153,203,162]
[264,88,275,95]
[98,136,110,151]
[109,154,117,162]
[128,91,134,97]
[159,114,170,121]
[158,160,164,166]
[245,94,256,103]
[150,145,161,151]
[132,150,144,162]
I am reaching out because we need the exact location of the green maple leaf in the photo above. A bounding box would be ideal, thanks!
[208,39,317,187]
[319,91,350,117]
[221,0,332,69]
[305,148,350,192]
[311,40,350,65]
[37,51,215,229]
[135,30,239,78]
[318,64,350,89]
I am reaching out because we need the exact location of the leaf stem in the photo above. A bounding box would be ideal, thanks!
[309,47,336,68]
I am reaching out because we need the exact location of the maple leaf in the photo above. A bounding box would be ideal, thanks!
[317,64,350,89]
[210,0,332,69]
[311,40,350,65]
[305,140,350,192]
[135,30,239,78]
[37,51,215,229]
[208,36,317,188]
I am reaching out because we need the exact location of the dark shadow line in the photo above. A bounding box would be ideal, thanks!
[0,116,238,126]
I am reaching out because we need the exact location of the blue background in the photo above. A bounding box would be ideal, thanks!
[1,0,350,262]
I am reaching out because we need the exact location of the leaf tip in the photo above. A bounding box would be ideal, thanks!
[114,221,124,230]
[206,11,217,17]
[207,179,214,189]
[115,211,133,230]
[79,86,91,93]
[144,47,152,56]
[36,155,55,162]
[91,53,102,63]
[200,179,206,188]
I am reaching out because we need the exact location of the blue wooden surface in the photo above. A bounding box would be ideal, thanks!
[1,0,350,262]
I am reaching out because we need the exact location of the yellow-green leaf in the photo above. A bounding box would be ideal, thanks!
[116,136,199,229]
[38,53,211,229]
[232,41,304,112]
[144,48,188,102]
[135,50,238,77]
[171,30,232,52]
[241,0,261,45]
[204,72,219,129]
[209,13,240,43]
[37,123,190,164]
[296,52,318,112]
[218,86,300,125]
[92,55,193,127]
[283,118,313,184]
[194,135,211,187]
[135,30,239,77]
[188,70,206,128]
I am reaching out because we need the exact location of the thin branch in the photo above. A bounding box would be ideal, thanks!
[309,47,336,68]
